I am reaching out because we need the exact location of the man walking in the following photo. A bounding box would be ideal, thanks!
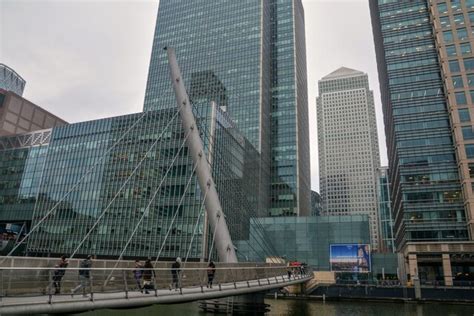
[71,255,93,297]
[52,255,68,294]
[170,257,181,291]
[142,259,155,294]
[207,261,216,288]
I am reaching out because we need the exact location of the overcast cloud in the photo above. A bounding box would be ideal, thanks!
[1,0,388,192]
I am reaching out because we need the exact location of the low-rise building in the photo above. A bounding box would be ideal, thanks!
[0,89,67,136]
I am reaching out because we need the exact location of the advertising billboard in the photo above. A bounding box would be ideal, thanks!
[330,244,371,272]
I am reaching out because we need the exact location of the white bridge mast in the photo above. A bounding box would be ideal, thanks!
[166,47,238,263]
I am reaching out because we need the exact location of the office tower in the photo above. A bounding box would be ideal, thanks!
[317,67,381,251]
[0,88,67,136]
[0,64,25,96]
[370,0,474,285]
[143,0,310,216]
[377,167,395,253]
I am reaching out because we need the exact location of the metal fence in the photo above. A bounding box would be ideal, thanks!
[0,265,311,300]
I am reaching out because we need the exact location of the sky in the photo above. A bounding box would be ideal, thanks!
[1,0,388,192]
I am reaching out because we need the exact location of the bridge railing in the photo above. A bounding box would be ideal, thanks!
[0,265,311,298]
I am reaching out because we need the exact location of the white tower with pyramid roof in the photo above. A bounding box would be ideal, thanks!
[317,67,381,251]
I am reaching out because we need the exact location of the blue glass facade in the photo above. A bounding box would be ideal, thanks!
[144,0,310,216]
[0,130,50,224]
[235,215,371,270]
[370,0,468,249]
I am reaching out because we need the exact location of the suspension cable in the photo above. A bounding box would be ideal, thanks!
[153,161,199,265]
[68,111,182,258]
[101,131,193,285]
[183,189,208,265]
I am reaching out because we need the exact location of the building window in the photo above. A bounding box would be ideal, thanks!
[465,58,474,71]
[460,42,472,55]
[443,30,454,42]
[453,13,464,25]
[462,126,474,140]
[452,76,464,88]
[456,91,467,104]
[446,45,457,56]
[467,0,474,9]
[459,108,470,122]
[456,28,468,40]
[466,144,474,158]
[469,163,474,178]
[450,60,461,72]
[471,90,474,103]
[468,74,474,87]
[438,2,448,13]
[440,16,451,28]
[451,0,461,9]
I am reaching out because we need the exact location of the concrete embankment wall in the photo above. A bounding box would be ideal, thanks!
[307,285,474,303]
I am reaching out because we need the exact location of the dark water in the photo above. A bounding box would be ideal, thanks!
[77,299,474,316]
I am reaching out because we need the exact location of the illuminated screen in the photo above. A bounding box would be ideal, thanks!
[330,244,371,272]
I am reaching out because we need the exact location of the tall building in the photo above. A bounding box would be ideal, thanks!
[143,0,310,216]
[0,64,26,96]
[317,67,381,251]
[377,167,395,253]
[370,0,474,285]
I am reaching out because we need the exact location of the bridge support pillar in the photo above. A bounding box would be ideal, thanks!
[199,293,268,315]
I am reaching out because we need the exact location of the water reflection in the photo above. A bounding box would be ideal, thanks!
[77,299,474,316]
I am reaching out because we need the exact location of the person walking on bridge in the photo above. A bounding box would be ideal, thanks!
[52,255,68,294]
[71,255,93,298]
[142,259,155,294]
[133,259,143,292]
[170,257,181,291]
[207,261,216,288]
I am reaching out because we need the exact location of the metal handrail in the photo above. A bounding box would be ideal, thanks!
[0,265,313,300]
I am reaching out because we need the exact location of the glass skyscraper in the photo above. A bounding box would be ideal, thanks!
[144,0,310,216]
[370,0,474,285]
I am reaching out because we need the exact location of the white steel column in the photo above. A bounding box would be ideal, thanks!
[166,47,238,263]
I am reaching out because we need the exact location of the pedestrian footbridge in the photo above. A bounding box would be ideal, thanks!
[0,265,313,315]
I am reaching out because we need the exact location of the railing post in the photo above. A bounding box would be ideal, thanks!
[258,268,261,286]
[179,270,182,295]
[153,270,158,297]
[48,269,53,304]
[264,267,270,285]
[0,269,3,302]
[232,268,237,289]
[123,270,128,299]
[89,274,94,302]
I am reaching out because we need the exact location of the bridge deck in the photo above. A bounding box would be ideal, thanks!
[0,273,312,315]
